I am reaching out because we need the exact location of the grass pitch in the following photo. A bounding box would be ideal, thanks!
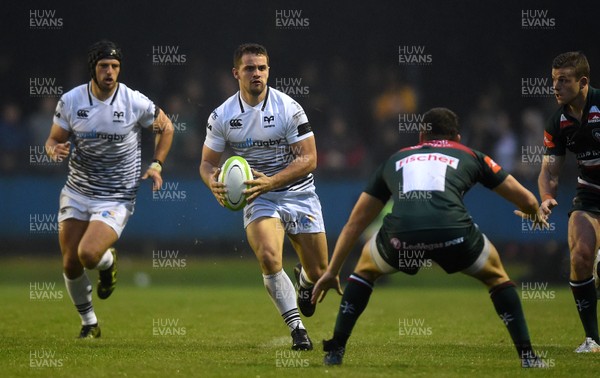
[1,256,598,377]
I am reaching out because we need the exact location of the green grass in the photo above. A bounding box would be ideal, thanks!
[1,257,598,377]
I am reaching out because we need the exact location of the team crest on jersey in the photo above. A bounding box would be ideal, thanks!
[559,114,574,129]
[484,156,501,173]
[54,99,64,118]
[229,118,243,129]
[543,130,555,148]
[113,110,125,123]
[76,109,89,119]
[588,106,600,124]
[263,115,275,128]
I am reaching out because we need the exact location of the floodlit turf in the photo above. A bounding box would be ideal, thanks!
[1,257,599,377]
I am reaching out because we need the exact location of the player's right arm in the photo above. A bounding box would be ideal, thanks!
[199,144,226,207]
[538,154,565,217]
[45,124,71,162]
[200,110,228,207]
[312,192,385,304]
[537,114,566,218]
[328,192,386,276]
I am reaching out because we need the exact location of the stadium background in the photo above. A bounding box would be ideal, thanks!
[2,0,600,281]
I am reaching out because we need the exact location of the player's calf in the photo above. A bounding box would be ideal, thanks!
[97,248,117,299]
[294,263,316,317]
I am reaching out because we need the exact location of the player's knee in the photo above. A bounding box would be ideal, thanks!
[77,244,102,269]
[62,253,83,276]
[303,264,326,283]
[353,268,381,283]
[256,249,282,273]
[570,248,594,272]
[470,265,508,289]
[482,275,509,289]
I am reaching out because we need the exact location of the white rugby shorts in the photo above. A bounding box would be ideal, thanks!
[58,186,134,237]
[243,191,325,234]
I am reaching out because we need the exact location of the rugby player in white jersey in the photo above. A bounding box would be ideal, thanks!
[200,43,328,350]
[45,40,174,338]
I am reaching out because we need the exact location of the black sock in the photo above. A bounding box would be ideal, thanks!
[333,274,374,347]
[570,277,599,343]
[489,281,533,358]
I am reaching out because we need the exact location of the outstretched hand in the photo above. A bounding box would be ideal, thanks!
[311,271,343,305]
[513,199,555,230]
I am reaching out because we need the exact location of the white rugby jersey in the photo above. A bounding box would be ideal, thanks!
[205,87,315,192]
[53,82,156,201]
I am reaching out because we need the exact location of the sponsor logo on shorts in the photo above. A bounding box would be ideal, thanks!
[101,210,116,219]
[392,237,464,252]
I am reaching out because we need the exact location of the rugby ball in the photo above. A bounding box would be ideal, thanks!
[218,156,253,211]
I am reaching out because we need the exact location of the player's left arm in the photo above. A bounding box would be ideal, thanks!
[142,108,174,191]
[244,135,316,203]
[495,174,548,228]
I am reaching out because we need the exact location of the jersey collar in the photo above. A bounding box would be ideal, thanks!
[87,81,120,106]
[237,86,270,113]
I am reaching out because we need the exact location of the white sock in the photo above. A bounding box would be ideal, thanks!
[63,272,97,325]
[263,270,304,331]
[95,249,114,271]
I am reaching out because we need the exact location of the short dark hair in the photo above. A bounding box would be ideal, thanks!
[422,107,460,141]
[552,51,590,79]
[233,43,269,68]
[87,40,122,79]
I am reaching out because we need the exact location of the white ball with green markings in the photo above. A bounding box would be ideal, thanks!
[218,156,253,211]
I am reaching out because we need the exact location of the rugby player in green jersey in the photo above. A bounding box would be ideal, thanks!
[538,51,600,353]
[312,107,549,368]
